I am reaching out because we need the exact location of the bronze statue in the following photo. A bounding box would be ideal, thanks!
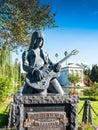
[22,31,65,95]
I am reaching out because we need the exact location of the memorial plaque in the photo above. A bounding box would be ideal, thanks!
[24,112,68,130]
[8,95,79,130]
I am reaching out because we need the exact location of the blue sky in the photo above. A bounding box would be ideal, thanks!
[14,0,98,68]
[42,0,98,67]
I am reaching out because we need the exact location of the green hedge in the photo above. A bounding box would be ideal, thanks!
[83,87,98,97]
[0,76,13,103]
[0,114,9,128]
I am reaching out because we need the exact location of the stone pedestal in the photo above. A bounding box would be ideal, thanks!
[8,94,79,130]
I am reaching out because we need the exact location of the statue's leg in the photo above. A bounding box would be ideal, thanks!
[22,82,48,95]
[39,89,47,95]
[22,82,37,95]
[22,83,29,95]
[49,79,65,95]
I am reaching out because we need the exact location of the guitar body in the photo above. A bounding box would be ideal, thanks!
[25,49,78,91]
[26,65,59,91]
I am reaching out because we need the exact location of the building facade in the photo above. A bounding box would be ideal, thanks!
[58,63,84,86]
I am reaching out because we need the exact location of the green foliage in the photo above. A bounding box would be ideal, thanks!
[0,99,12,128]
[68,73,81,86]
[0,76,12,102]
[90,64,98,82]
[0,0,57,48]
[64,51,68,56]
[0,114,9,128]
[82,64,91,86]
[0,47,22,103]
[78,123,93,130]
[83,88,90,96]
[80,96,98,101]
[83,87,98,97]
[95,83,98,88]
[68,89,79,95]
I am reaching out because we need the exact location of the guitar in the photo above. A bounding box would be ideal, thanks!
[26,49,78,91]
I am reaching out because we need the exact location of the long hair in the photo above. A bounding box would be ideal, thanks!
[29,31,44,50]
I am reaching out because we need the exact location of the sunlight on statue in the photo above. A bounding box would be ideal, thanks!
[22,31,65,95]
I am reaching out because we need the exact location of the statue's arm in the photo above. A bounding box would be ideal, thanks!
[48,58,54,65]
[44,52,54,65]
[47,53,61,72]
[22,51,35,73]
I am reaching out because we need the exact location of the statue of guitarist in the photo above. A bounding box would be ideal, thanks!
[22,31,78,95]
[22,31,65,95]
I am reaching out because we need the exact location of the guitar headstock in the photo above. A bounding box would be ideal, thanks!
[71,49,79,55]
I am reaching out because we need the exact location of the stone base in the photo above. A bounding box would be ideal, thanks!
[8,94,79,130]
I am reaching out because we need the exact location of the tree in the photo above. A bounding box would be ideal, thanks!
[0,0,57,99]
[64,51,68,66]
[0,0,57,50]
[90,64,98,82]
[0,45,12,77]
[84,67,91,86]
[64,51,68,56]
[55,53,58,62]
[68,73,81,86]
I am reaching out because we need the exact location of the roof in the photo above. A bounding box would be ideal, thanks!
[61,63,83,70]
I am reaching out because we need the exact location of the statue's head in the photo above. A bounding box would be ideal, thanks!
[29,31,44,50]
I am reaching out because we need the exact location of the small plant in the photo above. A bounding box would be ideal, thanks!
[78,122,93,130]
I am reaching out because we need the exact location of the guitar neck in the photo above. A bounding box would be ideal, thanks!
[57,53,73,65]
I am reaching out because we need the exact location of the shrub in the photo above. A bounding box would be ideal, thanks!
[83,87,98,97]
[95,83,98,88]
[78,122,93,130]
[0,114,9,128]
[0,76,13,103]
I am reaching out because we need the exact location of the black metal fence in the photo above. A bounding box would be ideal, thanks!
[78,100,98,128]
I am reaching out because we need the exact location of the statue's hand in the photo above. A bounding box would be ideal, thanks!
[54,63,61,72]
[34,69,44,81]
